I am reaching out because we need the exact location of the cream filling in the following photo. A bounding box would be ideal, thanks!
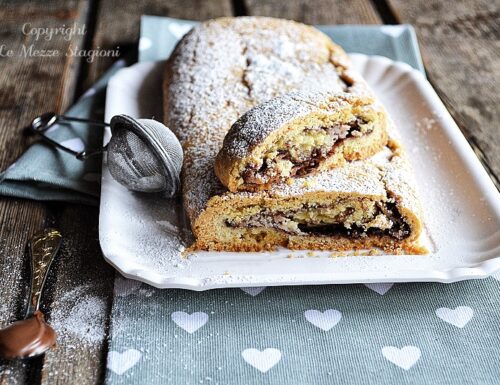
[242,119,373,185]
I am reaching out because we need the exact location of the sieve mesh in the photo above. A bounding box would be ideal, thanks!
[108,115,183,197]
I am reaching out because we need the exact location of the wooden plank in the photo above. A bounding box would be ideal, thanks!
[0,199,45,385]
[39,205,115,385]
[385,0,500,184]
[0,1,90,384]
[0,3,375,383]
[38,1,234,385]
[83,0,233,89]
[244,0,382,24]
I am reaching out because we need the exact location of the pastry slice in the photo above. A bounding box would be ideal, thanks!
[196,140,425,254]
[164,17,425,254]
[215,91,388,192]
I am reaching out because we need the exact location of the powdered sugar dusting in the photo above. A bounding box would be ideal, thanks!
[217,143,419,215]
[220,92,365,160]
[50,285,107,345]
[274,159,385,197]
[165,17,370,223]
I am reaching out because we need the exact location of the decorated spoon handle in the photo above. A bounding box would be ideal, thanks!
[25,228,62,318]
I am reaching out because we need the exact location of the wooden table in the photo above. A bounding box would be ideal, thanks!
[0,0,498,383]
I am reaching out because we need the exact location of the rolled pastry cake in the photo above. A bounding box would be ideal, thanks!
[196,140,424,253]
[215,91,388,192]
[164,16,424,253]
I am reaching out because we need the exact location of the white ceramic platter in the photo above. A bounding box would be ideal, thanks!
[100,54,500,290]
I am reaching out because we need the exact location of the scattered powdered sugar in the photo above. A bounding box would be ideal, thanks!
[114,276,155,297]
[390,107,460,251]
[0,303,8,318]
[166,17,365,223]
[156,220,179,233]
[114,276,143,297]
[0,363,29,385]
[100,188,194,273]
[411,114,444,162]
[416,116,437,132]
[220,91,365,160]
[50,285,107,345]
[132,218,192,271]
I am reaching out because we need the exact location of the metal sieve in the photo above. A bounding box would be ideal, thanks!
[30,112,183,197]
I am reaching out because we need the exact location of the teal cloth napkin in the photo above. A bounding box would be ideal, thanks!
[0,59,127,206]
[0,17,423,206]
[102,16,499,385]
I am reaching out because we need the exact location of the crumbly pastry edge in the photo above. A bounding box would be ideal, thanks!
[215,92,389,192]
[162,17,425,254]
[193,139,425,254]
[162,16,359,224]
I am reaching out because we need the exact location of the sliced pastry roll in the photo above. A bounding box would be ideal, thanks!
[164,16,425,253]
[196,141,424,253]
[215,91,388,192]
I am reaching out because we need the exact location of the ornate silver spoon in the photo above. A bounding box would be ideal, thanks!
[0,228,62,359]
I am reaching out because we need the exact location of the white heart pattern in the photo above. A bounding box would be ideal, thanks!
[168,23,193,39]
[435,306,473,328]
[107,349,142,375]
[364,283,394,295]
[240,287,266,296]
[242,348,282,373]
[171,311,208,333]
[304,309,342,331]
[382,346,421,370]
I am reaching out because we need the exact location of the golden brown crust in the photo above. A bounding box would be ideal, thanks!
[163,16,425,254]
[164,16,368,223]
[215,92,389,192]
[193,140,424,254]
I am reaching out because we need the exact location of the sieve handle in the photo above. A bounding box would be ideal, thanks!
[30,112,110,160]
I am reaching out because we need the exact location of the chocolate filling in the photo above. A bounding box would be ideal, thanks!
[297,203,411,240]
[226,202,411,240]
[242,118,371,185]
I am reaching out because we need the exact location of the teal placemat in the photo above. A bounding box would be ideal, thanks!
[104,16,500,385]
[0,17,423,206]
[139,16,425,73]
